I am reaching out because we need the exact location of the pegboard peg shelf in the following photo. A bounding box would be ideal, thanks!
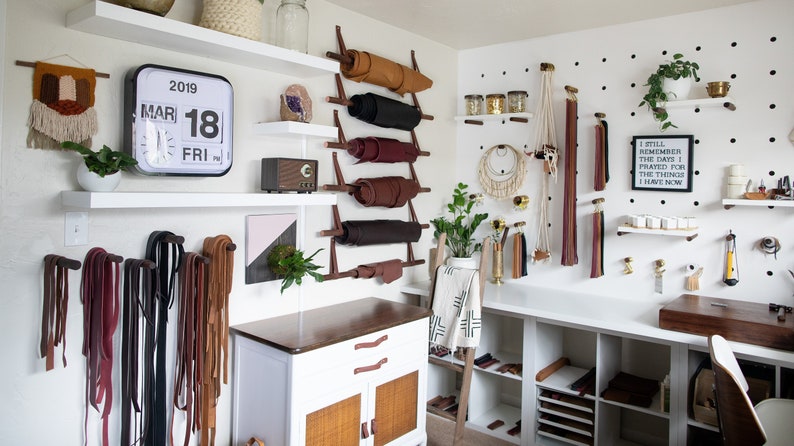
[722,198,794,209]
[454,112,534,125]
[617,225,698,241]
[656,96,736,115]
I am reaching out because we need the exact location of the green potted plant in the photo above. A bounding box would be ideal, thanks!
[639,53,700,131]
[430,183,489,263]
[267,244,324,294]
[61,141,138,192]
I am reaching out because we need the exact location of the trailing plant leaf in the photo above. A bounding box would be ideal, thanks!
[61,141,138,177]
[430,182,488,258]
[639,53,700,131]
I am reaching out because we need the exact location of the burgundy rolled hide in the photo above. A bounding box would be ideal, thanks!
[348,137,420,164]
[355,259,404,283]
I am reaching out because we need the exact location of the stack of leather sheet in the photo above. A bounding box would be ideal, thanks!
[350,176,420,208]
[340,50,433,96]
[601,371,659,408]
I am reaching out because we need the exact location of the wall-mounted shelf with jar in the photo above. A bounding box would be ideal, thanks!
[656,96,736,114]
[454,112,534,126]
[66,1,338,78]
[61,191,337,210]
[616,226,698,241]
[252,121,338,139]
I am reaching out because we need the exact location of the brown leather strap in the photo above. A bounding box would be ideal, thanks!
[40,254,79,371]
[201,235,235,446]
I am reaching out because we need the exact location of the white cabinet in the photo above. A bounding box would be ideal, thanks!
[231,298,431,446]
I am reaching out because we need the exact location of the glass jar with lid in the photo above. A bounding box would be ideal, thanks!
[507,90,528,113]
[464,94,483,115]
[276,0,309,53]
[486,93,505,114]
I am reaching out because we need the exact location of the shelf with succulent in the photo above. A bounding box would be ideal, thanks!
[430,183,489,267]
[61,141,138,192]
[639,53,700,131]
[267,244,324,294]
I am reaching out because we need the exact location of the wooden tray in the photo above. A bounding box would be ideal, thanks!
[659,294,794,351]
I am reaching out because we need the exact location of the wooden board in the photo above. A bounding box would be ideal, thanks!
[659,294,794,351]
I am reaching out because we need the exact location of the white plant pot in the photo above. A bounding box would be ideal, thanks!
[663,77,693,101]
[447,256,478,269]
[77,163,121,192]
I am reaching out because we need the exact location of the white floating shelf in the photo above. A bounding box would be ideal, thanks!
[252,121,338,139]
[61,191,336,209]
[722,198,794,209]
[66,1,338,78]
[661,96,736,111]
[617,226,698,241]
[454,112,534,124]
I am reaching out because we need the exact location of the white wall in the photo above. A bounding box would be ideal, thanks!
[456,0,794,306]
[0,0,456,444]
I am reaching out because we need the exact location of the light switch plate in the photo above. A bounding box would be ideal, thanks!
[64,212,88,246]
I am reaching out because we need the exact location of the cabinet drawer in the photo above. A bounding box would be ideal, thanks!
[291,318,428,378]
[297,334,427,398]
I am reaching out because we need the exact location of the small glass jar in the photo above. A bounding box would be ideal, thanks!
[486,93,505,114]
[464,94,483,115]
[276,0,309,53]
[507,90,528,113]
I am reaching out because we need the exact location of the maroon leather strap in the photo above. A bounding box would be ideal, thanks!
[81,247,121,446]
[40,254,78,370]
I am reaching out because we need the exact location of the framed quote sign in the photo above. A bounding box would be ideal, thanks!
[631,135,694,192]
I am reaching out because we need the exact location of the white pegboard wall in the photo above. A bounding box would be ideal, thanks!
[455,0,794,304]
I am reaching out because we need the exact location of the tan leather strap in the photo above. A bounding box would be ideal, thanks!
[201,235,235,446]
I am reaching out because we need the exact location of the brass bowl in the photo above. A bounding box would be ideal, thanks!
[706,81,731,98]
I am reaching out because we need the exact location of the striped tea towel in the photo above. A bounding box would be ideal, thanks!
[428,265,481,350]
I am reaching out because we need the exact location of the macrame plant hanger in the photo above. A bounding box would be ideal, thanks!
[528,63,558,263]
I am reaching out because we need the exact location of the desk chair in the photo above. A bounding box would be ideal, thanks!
[426,233,491,446]
[708,334,794,446]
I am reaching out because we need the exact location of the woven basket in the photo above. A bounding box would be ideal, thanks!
[199,0,263,41]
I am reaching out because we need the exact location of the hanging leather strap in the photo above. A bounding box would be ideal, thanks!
[201,235,235,446]
[145,231,184,446]
[81,247,121,446]
[41,254,79,370]
[121,258,157,446]
[171,252,207,446]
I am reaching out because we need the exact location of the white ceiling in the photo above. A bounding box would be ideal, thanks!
[324,0,758,50]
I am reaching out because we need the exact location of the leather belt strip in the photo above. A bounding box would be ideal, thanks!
[594,113,609,191]
[201,235,235,446]
[561,86,579,267]
[171,252,208,446]
[145,231,185,446]
[40,254,80,371]
[120,257,157,446]
[591,199,605,279]
[80,247,122,446]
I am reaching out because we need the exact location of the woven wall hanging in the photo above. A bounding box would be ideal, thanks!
[26,61,97,149]
[477,144,526,200]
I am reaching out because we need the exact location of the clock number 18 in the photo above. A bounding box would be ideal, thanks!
[184,108,220,140]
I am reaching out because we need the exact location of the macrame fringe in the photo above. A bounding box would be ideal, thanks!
[27,100,97,149]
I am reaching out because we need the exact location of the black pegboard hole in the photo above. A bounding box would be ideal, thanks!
[631,54,636,59]
[501,119,506,124]
[770,36,777,42]
[602,86,607,91]
[525,68,529,72]
[696,46,702,51]
[694,170,700,175]
[630,198,635,203]
[480,145,484,150]
[731,41,738,47]
[730,138,737,143]
[631,82,636,88]
[695,139,700,144]
[660,200,666,205]
[769,170,775,176]
[767,271,774,276]
[662,50,668,55]
[575,61,580,66]
[630,112,636,116]
[502,71,507,76]
[693,201,700,206]
[770,70,777,76]
[602,57,607,62]
[695,107,701,113]
[770,104,777,109]
[481,73,485,78]
[770,137,776,143]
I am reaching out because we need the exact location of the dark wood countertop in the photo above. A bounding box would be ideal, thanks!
[231,297,432,354]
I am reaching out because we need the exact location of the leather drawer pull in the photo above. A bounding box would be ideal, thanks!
[354,357,388,374]
[355,334,388,350]
[371,418,377,435]
[361,422,370,438]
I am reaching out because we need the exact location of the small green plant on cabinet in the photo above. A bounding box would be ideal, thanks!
[430,182,489,258]
[267,244,324,294]
[61,141,138,177]
[639,53,700,131]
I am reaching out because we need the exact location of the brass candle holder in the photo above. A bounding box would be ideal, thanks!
[493,242,504,285]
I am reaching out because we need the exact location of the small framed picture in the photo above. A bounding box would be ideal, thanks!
[631,135,694,192]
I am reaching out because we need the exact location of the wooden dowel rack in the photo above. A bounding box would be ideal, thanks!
[15,60,110,78]
[163,234,184,244]
[106,254,124,264]
[54,257,82,270]
[226,243,237,252]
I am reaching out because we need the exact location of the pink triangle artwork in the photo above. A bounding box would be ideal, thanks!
[245,213,297,284]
